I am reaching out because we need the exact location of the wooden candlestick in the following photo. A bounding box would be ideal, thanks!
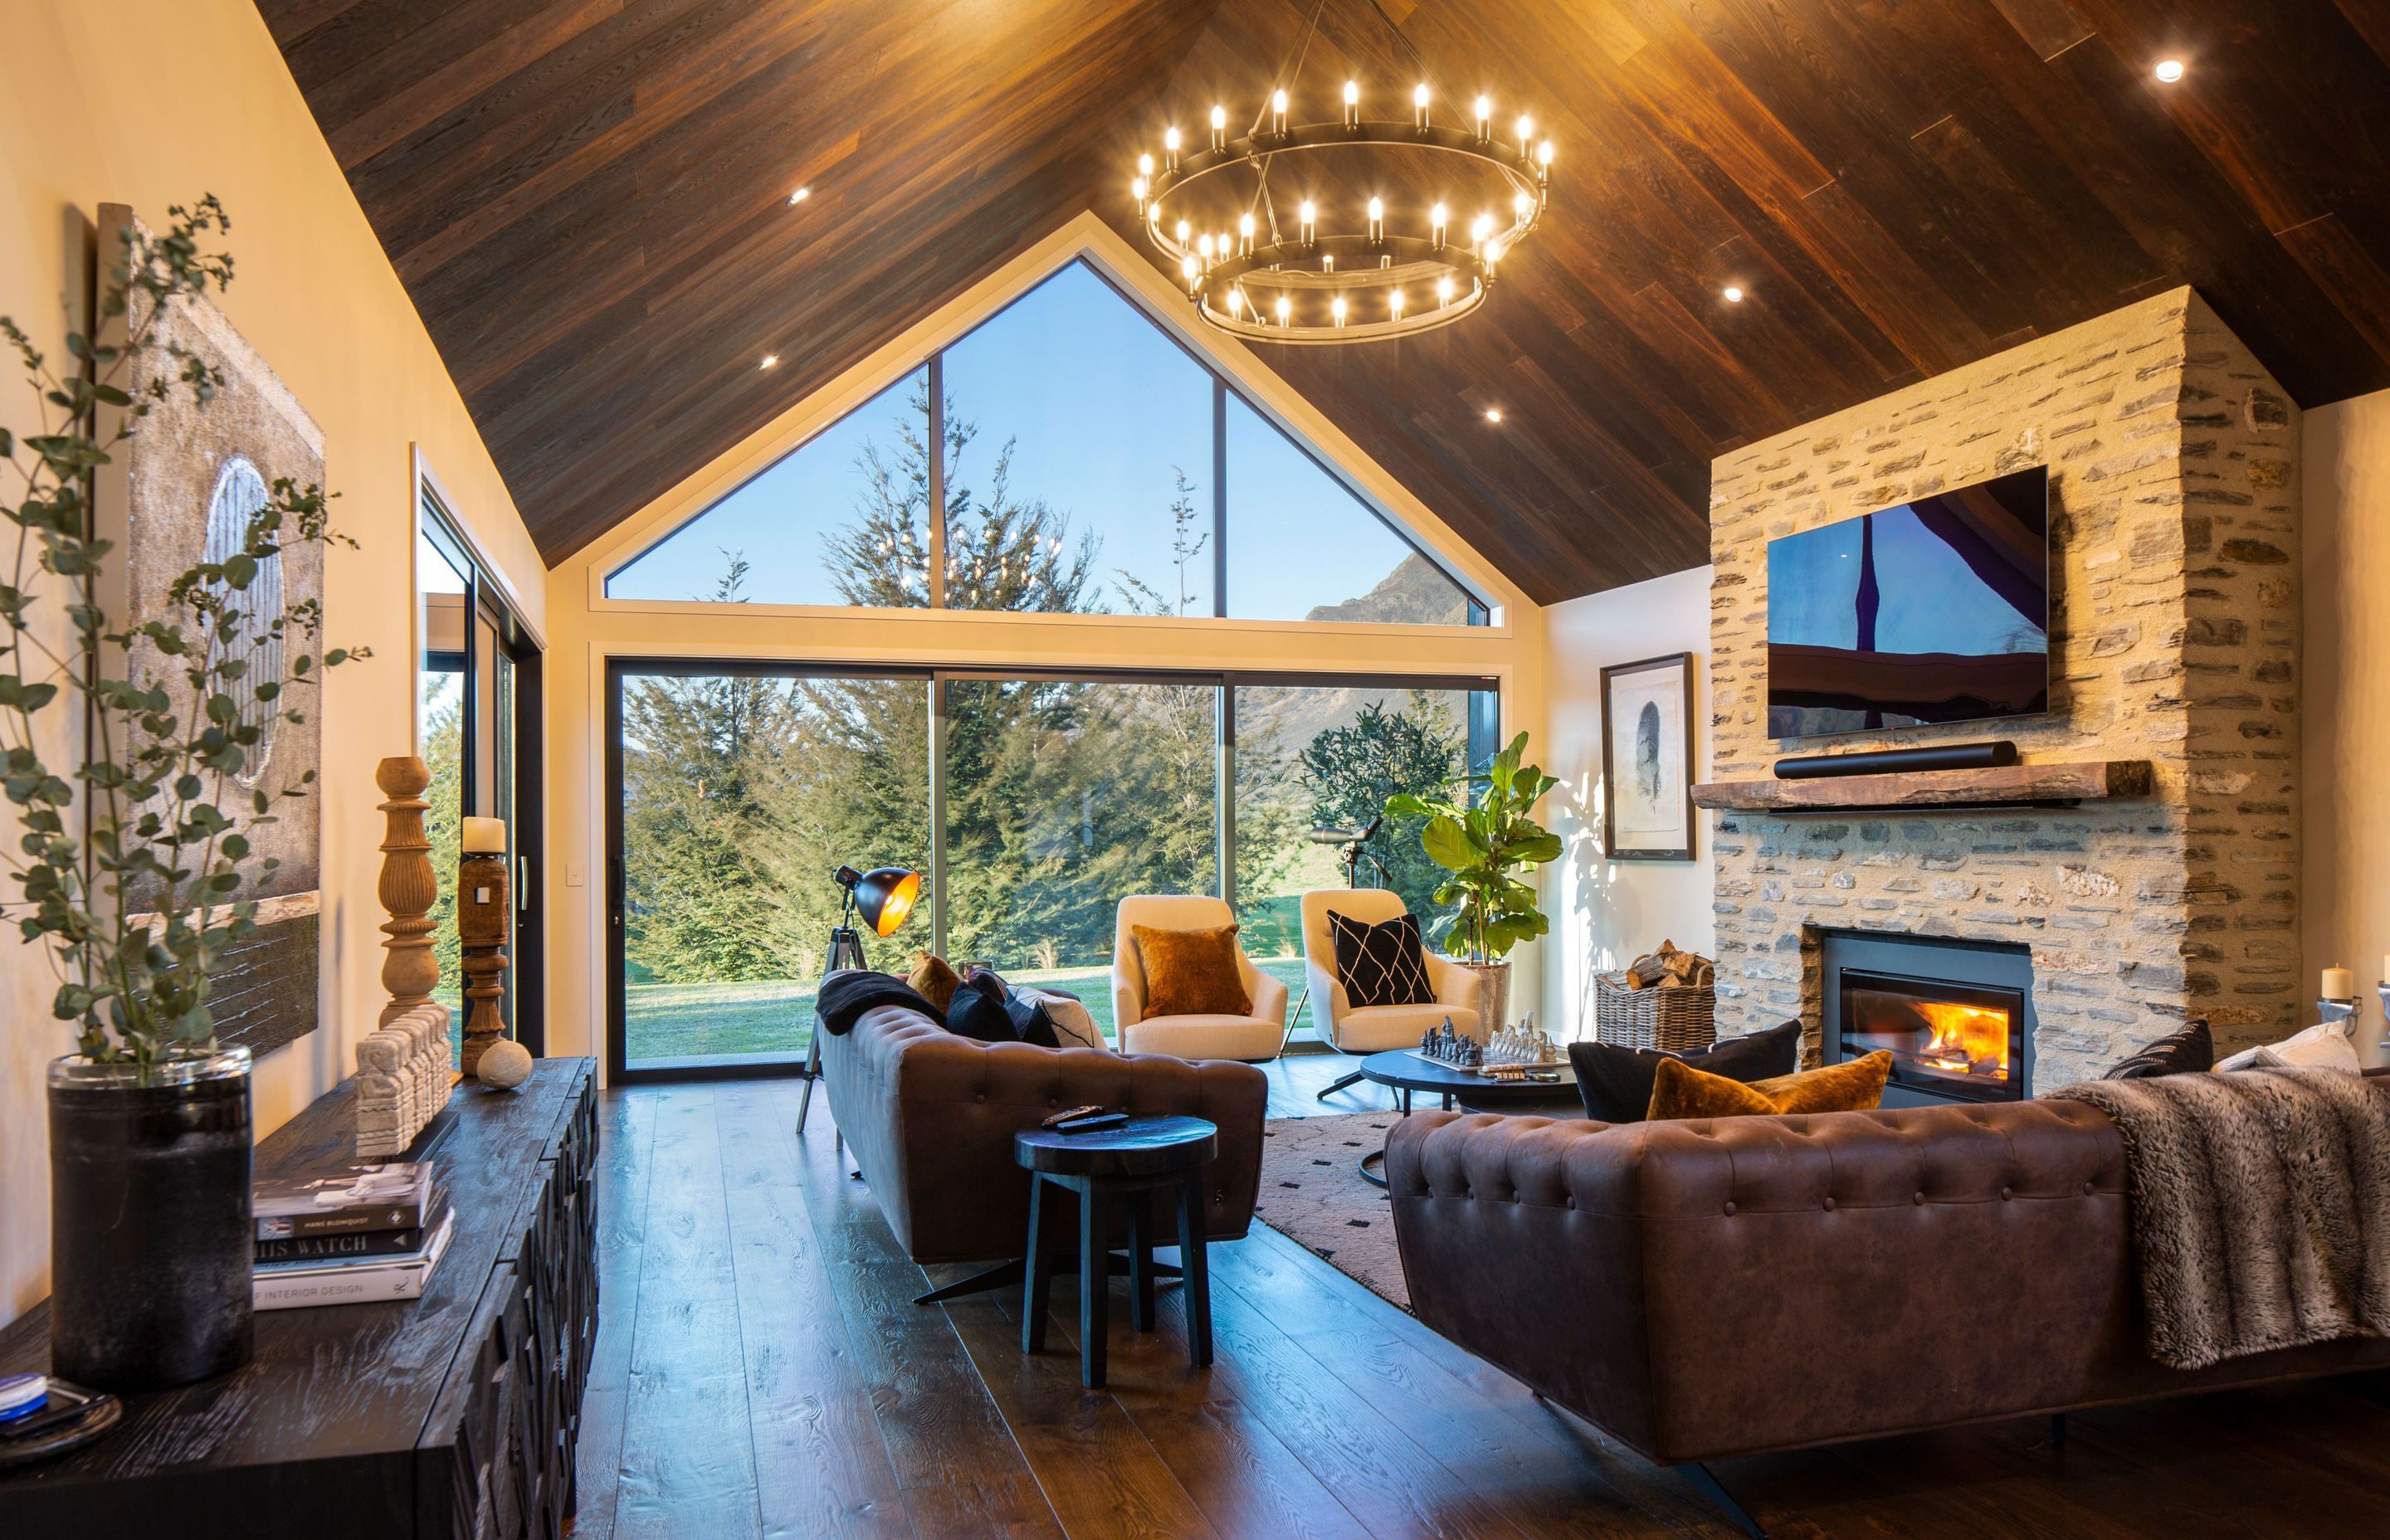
[457,850,511,1077]
[376,756,440,1028]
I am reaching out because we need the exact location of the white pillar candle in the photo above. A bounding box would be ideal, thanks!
[461,816,506,854]
[2322,965,2356,999]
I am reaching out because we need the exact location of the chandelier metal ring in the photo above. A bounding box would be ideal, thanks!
[1136,111,1553,345]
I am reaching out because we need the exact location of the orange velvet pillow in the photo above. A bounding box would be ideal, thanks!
[1131,924,1251,1021]
[906,952,962,1014]
[1646,1050,1893,1121]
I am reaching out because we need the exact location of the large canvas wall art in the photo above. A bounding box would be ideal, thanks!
[1601,651,1695,862]
[93,204,325,1056]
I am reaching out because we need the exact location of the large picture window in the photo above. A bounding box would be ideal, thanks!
[603,261,1484,626]
[604,660,1497,1080]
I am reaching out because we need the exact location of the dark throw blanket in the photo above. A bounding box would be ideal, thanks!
[815,969,940,1036]
[2046,1069,2390,1369]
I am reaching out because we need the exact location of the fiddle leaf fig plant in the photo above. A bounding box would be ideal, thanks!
[1,196,364,1070]
[1385,730,1561,965]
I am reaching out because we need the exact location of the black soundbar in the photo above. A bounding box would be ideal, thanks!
[1773,741,2019,780]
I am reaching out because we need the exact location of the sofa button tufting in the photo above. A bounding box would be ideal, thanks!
[1914,1191,1925,1205]
[974,1093,987,1104]
[2085,1181,2095,1195]
[1822,1196,1836,1211]
[2001,1187,2013,1201]
[1722,1201,1736,1216]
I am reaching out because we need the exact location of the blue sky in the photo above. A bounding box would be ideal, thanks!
[607,262,1456,621]
[1768,505,2044,656]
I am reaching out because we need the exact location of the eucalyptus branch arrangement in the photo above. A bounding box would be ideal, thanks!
[1385,731,1560,965]
[1,197,363,1070]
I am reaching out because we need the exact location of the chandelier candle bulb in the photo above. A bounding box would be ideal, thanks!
[1344,79,1359,127]
[1516,114,1534,143]
[1331,295,1348,326]
[1210,104,1227,149]
[1389,288,1404,319]
[1475,95,1491,138]
[1276,295,1292,325]
[1177,217,1192,245]
[1413,82,1431,128]
[1437,275,1456,305]
[1368,196,1384,241]
[1163,124,1180,168]
[1239,212,1255,252]
[1272,88,1288,134]
[1432,202,1447,246]
[1300,199,1316,244]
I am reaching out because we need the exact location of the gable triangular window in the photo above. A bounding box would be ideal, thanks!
[606,261,1482,626]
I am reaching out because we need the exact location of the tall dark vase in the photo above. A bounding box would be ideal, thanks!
[47,1047,255,1391]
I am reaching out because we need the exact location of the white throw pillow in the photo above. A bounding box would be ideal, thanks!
[2214,1021,2362,1074]
[1018,988,1110,1053]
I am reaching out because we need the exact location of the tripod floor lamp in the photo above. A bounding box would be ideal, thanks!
[797,864,921,1134]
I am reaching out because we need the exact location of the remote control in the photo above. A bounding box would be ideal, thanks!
[1056,1112,1129,1134]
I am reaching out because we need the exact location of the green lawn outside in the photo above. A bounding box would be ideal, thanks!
[623,955,1321,1064]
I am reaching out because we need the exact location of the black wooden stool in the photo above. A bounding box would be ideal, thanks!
[1014,1114,1217,1388]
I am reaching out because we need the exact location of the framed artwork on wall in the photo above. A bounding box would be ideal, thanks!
[1601,651,1696,862]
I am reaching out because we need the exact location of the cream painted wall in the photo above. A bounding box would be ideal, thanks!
[0,1,544,1323]
[2303,387,2390,1068]
[541,217,1551,1073]
[1539,567,1715,1042]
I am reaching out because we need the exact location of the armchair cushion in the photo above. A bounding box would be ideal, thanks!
[1130,923,1251,1021]
[1327,910,1435,1007]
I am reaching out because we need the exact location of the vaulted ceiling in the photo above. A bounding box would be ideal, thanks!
[259,0,2390,603]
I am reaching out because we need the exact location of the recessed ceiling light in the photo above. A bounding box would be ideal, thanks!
[2153,59,2185,83]
[788,187,811,205]
[1723,285,1745,303]
[759,354,778,369]
[1485,407,1504,423]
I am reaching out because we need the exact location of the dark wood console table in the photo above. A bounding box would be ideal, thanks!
[0,1057,598,1538]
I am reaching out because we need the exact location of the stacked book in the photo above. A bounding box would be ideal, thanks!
[252,1161,453,1310]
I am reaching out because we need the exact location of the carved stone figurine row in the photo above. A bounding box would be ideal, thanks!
[1485,1021,1558,1065]
[1419,1018,1485,1066]
[356,1002,456,1159]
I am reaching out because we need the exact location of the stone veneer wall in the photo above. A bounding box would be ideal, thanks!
[1706,290,2300,1088]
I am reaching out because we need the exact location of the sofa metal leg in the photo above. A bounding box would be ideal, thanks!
[1315,1070,1368,1101]
[1678,1463,1766,1539]
[915,1259,1027,1307]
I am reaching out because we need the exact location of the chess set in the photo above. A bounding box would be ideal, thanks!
[1409,1017,1566,1079]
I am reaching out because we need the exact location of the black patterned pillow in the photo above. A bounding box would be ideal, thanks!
[1328,911,1435,1009]
[2102,1018,2213,1079]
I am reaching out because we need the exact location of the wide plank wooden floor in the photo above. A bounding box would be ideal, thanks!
[573,1050,2390,1539]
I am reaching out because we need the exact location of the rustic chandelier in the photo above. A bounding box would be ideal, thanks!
[1131,4,1552,344]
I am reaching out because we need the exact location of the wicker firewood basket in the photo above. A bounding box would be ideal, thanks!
[1593,972,1718,1053]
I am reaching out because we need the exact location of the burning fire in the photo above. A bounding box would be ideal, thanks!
[1914,1001,2011,1079]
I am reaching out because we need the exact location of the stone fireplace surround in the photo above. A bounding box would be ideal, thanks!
[1705,289,2300,1090]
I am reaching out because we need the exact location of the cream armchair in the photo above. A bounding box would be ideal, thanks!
[1300,889,1481,1099]
[1111,895,1290,1061]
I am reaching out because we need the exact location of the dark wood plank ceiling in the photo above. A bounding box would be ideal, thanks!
[259,0,2390,603]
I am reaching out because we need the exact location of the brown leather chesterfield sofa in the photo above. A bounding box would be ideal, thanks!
[1387,1101,2390,1536]
[822,1001,1268,1295]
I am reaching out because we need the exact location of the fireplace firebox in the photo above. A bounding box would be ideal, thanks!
[1819,931,2033,1106]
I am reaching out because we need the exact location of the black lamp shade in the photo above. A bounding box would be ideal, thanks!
[853,868,921,938]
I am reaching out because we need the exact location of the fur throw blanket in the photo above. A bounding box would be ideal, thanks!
[2046,1070,2390,1369]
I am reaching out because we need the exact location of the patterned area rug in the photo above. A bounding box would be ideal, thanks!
[1252,1113,1410,1310]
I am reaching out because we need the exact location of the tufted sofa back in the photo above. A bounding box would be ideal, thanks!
[1387,1102,2390,1463]
[822,1001,1269,1265]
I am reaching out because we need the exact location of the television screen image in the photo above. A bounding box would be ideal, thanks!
[1765,466,2050,739]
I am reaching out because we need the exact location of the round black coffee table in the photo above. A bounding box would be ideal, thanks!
[1355,1048,1578,1187]
[1016,1114,1217,1388]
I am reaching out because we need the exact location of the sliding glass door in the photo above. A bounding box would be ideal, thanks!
[418,497,544,1064]
[606,661,1496,1082]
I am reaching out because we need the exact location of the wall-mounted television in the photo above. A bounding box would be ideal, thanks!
[1765,465,2050,739]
